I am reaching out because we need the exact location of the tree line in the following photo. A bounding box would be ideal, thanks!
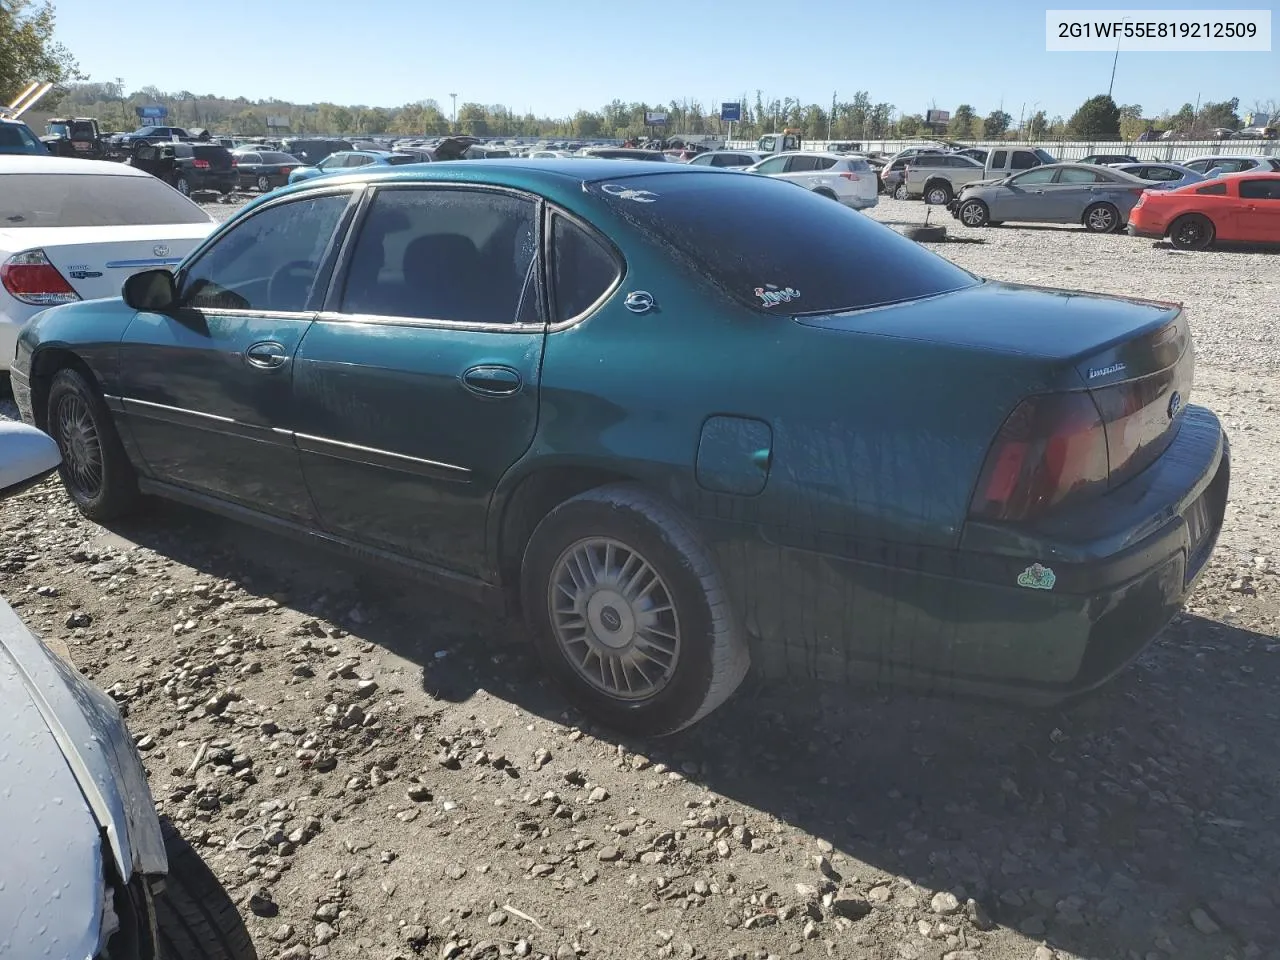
[3,1,1274,143]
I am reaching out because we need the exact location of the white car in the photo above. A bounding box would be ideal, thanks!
[687,150,765,170]
[0,155,218,371]
[745,151,879,210]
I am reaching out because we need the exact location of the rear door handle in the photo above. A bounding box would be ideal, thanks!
[244,341,288,370]
[461,364,522,397]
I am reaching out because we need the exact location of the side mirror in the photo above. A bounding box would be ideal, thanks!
[123,268,177,312]
[0,422,61,499]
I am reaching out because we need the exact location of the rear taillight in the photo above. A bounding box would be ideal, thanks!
[969,392,1109,522]
[230,158,238,167]
[840,172,860,181]
[193,158,210,169]
[0,249,81,306]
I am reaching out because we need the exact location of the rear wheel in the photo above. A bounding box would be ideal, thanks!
[256,174,271,192]
[156,820,258,960]
[924,181,953,205]
[1083,202,1120,233]
[46,368,138,520]
[1169,213,1215,250]
[958,199,989,227]
[892,182,909,201]
[521,484,749,736]
[175,176,191,197]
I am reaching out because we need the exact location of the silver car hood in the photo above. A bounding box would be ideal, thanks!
[0,628,104,959]
[0,599,167,956]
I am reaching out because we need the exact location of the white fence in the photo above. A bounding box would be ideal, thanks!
[723,138,1279,162]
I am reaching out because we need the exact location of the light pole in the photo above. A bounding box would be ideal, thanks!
[450,93,458,130]
[1107,35,1121,99]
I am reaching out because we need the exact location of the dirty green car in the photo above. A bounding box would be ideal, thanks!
[10,160,1229,735]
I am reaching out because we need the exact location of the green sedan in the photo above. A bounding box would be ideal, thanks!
[9,161,1229,735]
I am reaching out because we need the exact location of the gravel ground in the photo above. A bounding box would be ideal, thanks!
[2,193,1278,960]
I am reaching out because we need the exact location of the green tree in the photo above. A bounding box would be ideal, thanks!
[0,0,81,104]
[1118,103,1146,141]
[1197,97,1240,132]
[456,102,488,136]
[868,102,894,137]
[1167,102,1195,133]
[572,110,602,137]
[947,104,977,138]
[898,113,923,137]
[1067,94,1120,139]
[982,109,1011,138]
[1026,110,1048,139]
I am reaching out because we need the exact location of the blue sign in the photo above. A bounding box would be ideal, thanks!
[720,102,742,123]
[135,104,168,120]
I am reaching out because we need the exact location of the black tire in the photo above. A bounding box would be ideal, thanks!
[905,225,947,242]
[1083,202,1121,233]
[923,180,953,205]
[156,819,258,960]
[892,182,909,201]
[256,174,271,192]
[958,199,989,227]
[175,176,191,197]
[521,483,750,737]
[46,368,139,520]
[1169,213,1215,250]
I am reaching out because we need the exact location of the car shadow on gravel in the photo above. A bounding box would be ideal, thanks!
[100,502,1280,960]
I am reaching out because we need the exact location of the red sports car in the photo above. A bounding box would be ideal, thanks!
[1127,172,1280,249]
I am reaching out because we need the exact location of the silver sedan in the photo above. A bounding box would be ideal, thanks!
[1109,162,1205,190]
[950,163,1153,232]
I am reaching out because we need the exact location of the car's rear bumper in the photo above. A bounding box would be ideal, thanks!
[186,171,236,192]
[710,405,1229,705]
[841,195,878,210]
[1126,222,1165,239]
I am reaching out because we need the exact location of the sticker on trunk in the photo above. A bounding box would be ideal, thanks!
[1017,563,1057,590]
[754,285,801,308]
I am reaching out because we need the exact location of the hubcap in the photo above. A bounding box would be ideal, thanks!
[548,537,681,700]
[1178,222,1202,244]
[928,189,946,204]
[1090,208,1114,230]
[258,176,270,191]
[962,204,983,225]
[55,394,103,499]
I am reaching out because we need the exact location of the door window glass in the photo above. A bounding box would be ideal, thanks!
[552,216,621,322]
[1011,167,1058,185]
[814,157,838,170]
[1195,182,1227,195]
[1239,179,1280,200]
[754,156,787,174]
[340,187,538,325]
[1055,167,1107,183]
[787,156,820,173]
[179,194,350,312]
[990,150,1008,169]
[239,152,261,165]
[1010,151,1040,169]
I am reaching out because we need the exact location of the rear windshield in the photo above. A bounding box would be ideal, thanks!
[589,173,978,314]
[0,173,214,227]
[386,154,421,165]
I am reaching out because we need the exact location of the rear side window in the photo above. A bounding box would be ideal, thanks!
[788,156,820,172]
[1196,182,1228,195]
[386,155,420,166]
[589,173,977,315]
[1010,151,1039,169]
[0,173,214,227]
[552,216,621,322]
[1056,168,1106,183]
[340,187,538,325]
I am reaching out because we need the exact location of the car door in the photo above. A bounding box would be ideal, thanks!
[238,152,261,187]
[292,184,545,578]
[752,155,788,176]
[117,189,358,521]
[1047,166,1110,221]
[991,167,1058,220]
[1235,178,1280,242]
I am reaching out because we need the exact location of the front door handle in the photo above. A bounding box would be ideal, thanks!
[461,364,522,397]
[245,341,289,370]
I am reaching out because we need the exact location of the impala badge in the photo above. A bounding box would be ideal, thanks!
[624,291,655,314]
[153,244,170,258]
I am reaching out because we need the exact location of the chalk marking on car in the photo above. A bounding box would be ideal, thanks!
[600,184,659,203]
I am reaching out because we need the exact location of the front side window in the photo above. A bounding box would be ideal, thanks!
[1011,168,1058,185]
[340,187,538,325]
[179,194,350,313]
[990,150,1008,169]
[1239,179,1280,200]
[688,153,714,166]
[317,155,345,171]
[552,216,621,322]
[754,156,788,174]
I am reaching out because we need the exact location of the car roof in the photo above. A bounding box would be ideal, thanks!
[0,154,151,176]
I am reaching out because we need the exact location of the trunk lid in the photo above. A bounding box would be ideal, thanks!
[191,144,233,171]
[0,223,216,301]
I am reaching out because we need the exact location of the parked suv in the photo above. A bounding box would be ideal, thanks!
[746,151,879,209]
[279,137,353,165]
[0,116,49,155]
[131,141,237,197]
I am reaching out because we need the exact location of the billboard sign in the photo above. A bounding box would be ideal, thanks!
[135,104,168,120]
[644,111,668,126]
[266,115,289,129]
[925,109,951,124]
[720,102,742,123]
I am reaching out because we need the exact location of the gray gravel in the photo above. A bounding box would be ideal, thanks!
[0,193,1277,960]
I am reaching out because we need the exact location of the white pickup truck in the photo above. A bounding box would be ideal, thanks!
[903,146,1057,205]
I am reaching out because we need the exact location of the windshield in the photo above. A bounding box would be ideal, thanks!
[1035,149,1056,163]
[0,173,214,227]
[589,173,978,315]
[47,122,70,137]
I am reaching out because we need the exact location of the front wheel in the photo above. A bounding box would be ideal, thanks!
[958,199,990,227]
[1083,202,1120,233]
[521,484,750,736]
[46,368,138,520]
[924,181,953,205]
[1169,213,1215,250]
[156,820,258,960]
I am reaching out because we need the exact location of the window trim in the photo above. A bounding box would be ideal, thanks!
[545,207,626,331]
[173,186,362,320]
[319,181,549,333]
